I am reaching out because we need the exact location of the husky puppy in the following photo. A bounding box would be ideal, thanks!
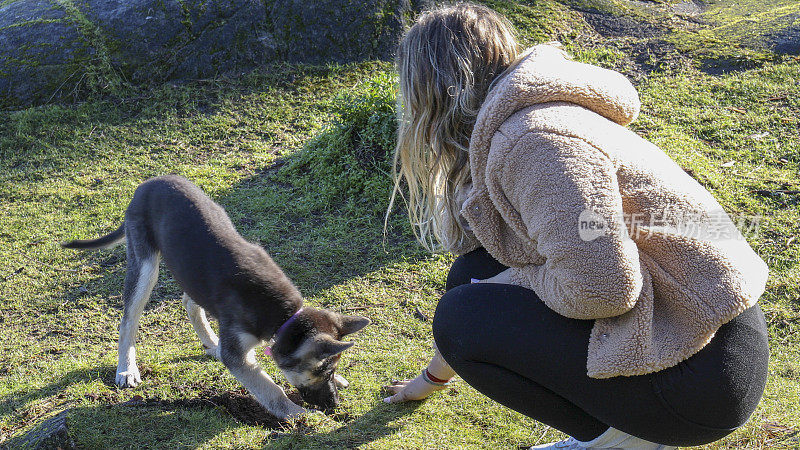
[62,175,369,419]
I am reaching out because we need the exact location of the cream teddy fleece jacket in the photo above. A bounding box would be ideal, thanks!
[456,44,769,378]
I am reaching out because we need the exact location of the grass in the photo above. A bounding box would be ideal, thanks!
[1,0,799,448]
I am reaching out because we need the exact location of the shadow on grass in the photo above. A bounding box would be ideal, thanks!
[270,401,423,448]
[5,401,241,449]
[324,402,423,446]
[0,362,255,447]
[7,395,423,450]
[2,360,423,449]
[0,365,117,415]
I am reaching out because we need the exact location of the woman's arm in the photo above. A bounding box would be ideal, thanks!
[486,131,643,319]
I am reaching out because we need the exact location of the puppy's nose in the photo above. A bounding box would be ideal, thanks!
[320,389,340,411]
[321,394,339,410]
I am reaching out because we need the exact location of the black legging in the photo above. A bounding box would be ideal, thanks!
[433,248,769,447]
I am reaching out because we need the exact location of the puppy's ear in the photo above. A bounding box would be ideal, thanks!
[316,335,354,360]
[339,315,371,336]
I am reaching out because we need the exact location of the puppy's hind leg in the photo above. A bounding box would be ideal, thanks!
[116,241,160,388]
[218,326,306,420]
[181,293,220,359]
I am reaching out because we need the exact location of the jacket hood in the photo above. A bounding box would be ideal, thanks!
[482,43,639,128]
[469,43,640,187]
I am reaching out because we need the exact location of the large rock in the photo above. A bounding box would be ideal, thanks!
[80,0,275,83]
[270,0,413,64]
[0,0,95,107]
[0,0,421,108]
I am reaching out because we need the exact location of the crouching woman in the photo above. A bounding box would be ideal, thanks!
[383,4,769,449]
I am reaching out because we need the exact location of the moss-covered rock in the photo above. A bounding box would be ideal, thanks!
[78,0,277,83]
[268,0,423,64]
[0,0,420,109]
[0,0,97,107]
[3,0,796,109]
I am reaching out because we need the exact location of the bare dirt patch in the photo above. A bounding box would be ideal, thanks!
[569,4,695,80]
[566,0,798,77]
[580,11,664,39]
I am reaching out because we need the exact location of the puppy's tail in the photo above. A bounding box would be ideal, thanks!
[61,224,126,250]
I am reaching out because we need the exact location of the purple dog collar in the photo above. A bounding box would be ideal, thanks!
[264,307,303,357]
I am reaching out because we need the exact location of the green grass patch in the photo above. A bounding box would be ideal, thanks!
[1,1,799,448]
[0,61,553,448]
[667,0,800,72]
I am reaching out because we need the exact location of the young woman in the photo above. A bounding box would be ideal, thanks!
[383,4,770,449]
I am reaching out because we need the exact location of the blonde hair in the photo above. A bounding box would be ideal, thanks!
[387,3,519,251]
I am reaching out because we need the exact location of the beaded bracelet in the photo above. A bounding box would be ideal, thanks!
[422,368,453,387]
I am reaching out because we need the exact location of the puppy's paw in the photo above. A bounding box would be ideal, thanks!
[278,401,310,420]
[333,373,349,389]
[115,367,141,388]
[204,345,221,361]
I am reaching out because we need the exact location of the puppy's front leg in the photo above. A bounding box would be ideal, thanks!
[219,329,306,419]
[333,373,350,389]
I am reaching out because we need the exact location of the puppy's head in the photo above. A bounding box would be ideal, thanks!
[270,307,370,411]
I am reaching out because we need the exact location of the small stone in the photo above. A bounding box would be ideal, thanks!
[14,410,75,449]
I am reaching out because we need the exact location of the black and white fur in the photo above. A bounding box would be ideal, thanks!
[62,175,369,419]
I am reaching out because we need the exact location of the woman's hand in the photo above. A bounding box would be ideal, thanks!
[383,347,456,403]
[476,268,513,284]
[383,373,447,403]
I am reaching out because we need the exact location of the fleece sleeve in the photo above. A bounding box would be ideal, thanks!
[486,131,643,319]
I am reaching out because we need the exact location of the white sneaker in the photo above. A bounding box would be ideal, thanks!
[530,437,587,449]
[529,427,677,449]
